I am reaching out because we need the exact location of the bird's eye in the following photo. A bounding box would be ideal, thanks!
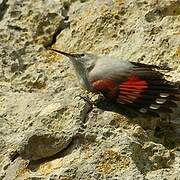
[73,53,85,58]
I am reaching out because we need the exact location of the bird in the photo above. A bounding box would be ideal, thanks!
[49,48,180,117]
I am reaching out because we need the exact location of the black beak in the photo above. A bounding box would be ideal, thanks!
[49,48,77,58]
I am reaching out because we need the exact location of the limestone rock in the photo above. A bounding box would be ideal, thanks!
[0,0,180,179]
[17,129,73,161]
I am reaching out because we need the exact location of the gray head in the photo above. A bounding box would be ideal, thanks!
[49,48,97,90]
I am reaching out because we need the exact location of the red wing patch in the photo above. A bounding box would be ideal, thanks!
[91,76,148,103]
[91,79,119,98]
[119,75,148,103]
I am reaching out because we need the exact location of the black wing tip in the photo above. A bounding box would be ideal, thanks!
[130,61,172,70]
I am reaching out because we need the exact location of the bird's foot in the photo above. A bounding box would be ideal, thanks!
[75,94,97,107]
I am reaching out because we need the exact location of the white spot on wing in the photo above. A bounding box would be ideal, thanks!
[149,104,160,110]
[140,108,147,113]
[156,98,167,104]
[160,93,169,98]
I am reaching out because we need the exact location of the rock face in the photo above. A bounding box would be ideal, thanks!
[0,0,180,179]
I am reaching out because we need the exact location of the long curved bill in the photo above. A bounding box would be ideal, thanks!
[49,48,77,58]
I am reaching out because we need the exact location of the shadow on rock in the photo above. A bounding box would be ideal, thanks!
[94,96,180,149]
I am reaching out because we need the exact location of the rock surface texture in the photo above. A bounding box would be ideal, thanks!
[0,0,180,179]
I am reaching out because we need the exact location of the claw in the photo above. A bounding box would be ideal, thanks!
[74,95,95,106]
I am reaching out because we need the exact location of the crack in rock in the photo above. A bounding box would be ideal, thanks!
[0,0,9,21]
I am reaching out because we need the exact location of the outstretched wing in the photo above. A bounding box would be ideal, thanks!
[90,60,180,116]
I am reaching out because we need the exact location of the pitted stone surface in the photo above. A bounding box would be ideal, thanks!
[0,0,180,179]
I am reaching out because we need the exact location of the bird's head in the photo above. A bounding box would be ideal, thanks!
[49,48,97,72]
[49,48,97,90]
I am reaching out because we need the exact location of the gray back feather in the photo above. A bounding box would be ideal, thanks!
[89,56,133,82]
